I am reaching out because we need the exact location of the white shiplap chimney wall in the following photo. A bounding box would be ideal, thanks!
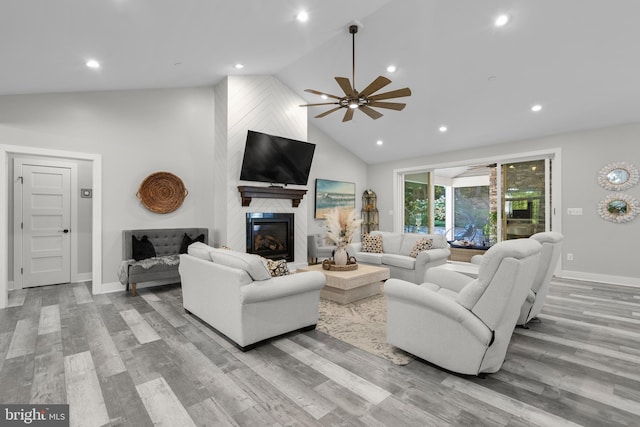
[213,76,309,264]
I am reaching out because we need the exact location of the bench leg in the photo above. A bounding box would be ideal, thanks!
[131,283,137,297]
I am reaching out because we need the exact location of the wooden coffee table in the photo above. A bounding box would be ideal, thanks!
[297,263,390,304]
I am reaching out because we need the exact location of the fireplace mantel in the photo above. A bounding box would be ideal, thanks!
[238,186,307,207]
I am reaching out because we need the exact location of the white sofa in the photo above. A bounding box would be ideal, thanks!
[347,231,451,284]
[179,243,326,351]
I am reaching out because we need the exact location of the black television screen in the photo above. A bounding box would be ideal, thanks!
[239,130,316,186]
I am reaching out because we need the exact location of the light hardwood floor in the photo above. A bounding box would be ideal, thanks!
[1,277,639,426]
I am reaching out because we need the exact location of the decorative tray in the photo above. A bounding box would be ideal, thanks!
[322,258,358,271]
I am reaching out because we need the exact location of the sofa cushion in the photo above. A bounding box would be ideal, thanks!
[355,252,383,265]
[132,235,156,261]
[409,238,433,257]
[266,259,290,277]
[372,231,403,254]
[381,253,416,270]
[208,248,272,281]
[361,233,383,253]
[179,233,206,254]
[187,242,214,261]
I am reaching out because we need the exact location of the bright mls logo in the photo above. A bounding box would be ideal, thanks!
[1,405,69,426]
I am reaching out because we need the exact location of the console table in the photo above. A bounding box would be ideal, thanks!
[448,244,490,263]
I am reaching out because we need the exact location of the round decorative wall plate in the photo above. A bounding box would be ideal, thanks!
[136,171,188,214]
[597,161,639,191]
[597,193,639,223]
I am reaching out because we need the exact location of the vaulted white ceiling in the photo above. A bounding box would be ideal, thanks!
[3,0,640,164]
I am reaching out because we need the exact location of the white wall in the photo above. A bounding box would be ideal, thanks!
[367,123,640,284]
[0,88,216,291]
[306,125,368,239]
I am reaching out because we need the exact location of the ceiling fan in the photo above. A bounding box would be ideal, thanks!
[300,24,411,122]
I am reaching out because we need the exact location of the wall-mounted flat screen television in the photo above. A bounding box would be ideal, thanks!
[239,130,316,186]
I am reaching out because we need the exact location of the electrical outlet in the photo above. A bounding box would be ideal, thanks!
[567,253,574,261]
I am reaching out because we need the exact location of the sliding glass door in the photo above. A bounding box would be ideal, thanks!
[399,153,556,246]
[502,158,551,240]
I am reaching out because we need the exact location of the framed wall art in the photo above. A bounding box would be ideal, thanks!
[314,179,356,219]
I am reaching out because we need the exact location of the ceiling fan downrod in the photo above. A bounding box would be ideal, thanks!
[350,24,358,93]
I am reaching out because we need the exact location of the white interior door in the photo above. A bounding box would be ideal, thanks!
[18,164,71,287]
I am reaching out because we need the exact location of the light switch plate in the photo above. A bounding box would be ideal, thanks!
[567,208,582,215]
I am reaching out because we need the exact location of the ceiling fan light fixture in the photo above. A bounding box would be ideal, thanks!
[299,24,411,122]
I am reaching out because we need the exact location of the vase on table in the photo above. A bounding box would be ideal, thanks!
[333,245,348,266]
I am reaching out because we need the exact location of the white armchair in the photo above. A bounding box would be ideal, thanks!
[471,231,564,326]
[307,234,334,264]
[385,239,542,375]
[517,231,563,326]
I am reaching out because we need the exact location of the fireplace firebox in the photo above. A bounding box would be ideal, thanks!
[246,213,294,262]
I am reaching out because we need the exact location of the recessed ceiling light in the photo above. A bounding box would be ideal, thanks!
[376,140,383,146]
[439,126,448,133]
[296,11,309,22]
[234,63,244,69]
[386,65,396,73]
[86,59,100,69]
[531,104,542,112]
[494,14,510,27]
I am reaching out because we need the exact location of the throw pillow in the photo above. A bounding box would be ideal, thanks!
[409,238,433,258]
[179,233,206,254]
[266,259,290,277]
[132,235,156,261]
[361,233,383,253]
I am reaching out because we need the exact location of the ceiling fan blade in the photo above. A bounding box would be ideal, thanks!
[368,87,412,101]
[304,89,342,100]
[335,77,355,96]
[300,102,340,107]
[359,76,392,98]
[359,106,383,120]
[342,108,355,122]
[315,106,342,118]
[368,101,406,111]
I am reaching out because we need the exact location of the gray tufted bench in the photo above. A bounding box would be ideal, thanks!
[121,228,208,296]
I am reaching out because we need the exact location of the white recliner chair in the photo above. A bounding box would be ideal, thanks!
[517,232,563,325]
[385,239,542,375]
[471,231,564,326]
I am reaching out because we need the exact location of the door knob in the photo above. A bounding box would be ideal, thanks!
[61,229,69,233]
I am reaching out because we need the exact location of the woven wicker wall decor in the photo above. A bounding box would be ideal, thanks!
[136,171,188,214]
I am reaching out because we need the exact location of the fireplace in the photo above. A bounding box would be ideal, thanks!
[246,213,294,262]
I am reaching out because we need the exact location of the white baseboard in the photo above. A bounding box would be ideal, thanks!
[560,270,640,288]
[289,261,309,272]
[74,272,93,283]
[95,279,180,295]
